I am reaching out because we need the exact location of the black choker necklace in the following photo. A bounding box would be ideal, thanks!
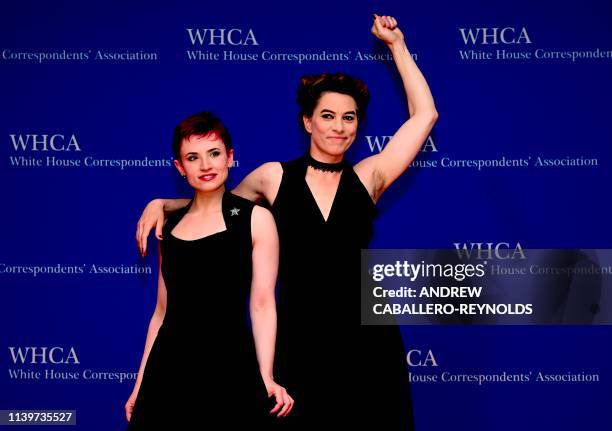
[306,154,346,172]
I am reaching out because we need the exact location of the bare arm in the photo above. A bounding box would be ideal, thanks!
[125,243,167,421]
[232,162,283,205]
[355,14,438,201]
[250,206,278,384]
[249,205,293,417]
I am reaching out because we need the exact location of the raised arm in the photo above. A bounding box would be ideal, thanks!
[125,243,167,421]
[355,14,438,202]
[249,205,293,417]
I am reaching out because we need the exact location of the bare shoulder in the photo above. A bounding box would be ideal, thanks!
[251,205,275,223]
[354,155,376,177]
[256,162,283,205]
[250,205,278,242]
[257,161,283,183]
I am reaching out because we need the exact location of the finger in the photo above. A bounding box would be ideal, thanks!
[136,222,143,255]
[287,396,294,415]
[373,15,385,34]
[139,223,149,257]
[280,390,293,417]
[136,222,141,247]
[270,393,282,414]
[390,17,398,29]
[277,391,288,416]
[155,217,163,240]
[270,401,282,414]
[278,392,291,417]
[139,230,146,257]
[384,16,392,28]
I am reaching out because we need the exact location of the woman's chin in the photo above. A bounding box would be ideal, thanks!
[191,182,225,193]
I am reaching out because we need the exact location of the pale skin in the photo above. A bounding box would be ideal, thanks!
[126,135,293,421]
[136,13,438,254]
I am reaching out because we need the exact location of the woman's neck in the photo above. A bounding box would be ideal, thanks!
[309,146,344,164]
[191,186,225,213]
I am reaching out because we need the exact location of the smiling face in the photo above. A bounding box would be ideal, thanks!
[302,91,358,161]
[173,133,233,193]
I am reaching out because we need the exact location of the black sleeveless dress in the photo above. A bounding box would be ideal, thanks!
[127,192,272,429]
[273,156,414,430]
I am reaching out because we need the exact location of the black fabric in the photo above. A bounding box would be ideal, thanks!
[127,192,275,429]
[272,156,414,429]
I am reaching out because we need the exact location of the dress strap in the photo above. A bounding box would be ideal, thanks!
[342,167,379,218]
[162,200,193,238]
[222,192,255,237]
[279,156,308,181]
[274,157,307,209]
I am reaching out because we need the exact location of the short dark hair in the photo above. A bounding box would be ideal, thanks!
[172,112,232,159]
[296,72,370,131]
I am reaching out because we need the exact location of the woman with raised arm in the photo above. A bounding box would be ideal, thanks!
[125,112,293,430]
[136,15,437,429]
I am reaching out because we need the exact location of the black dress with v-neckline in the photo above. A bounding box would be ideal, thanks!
[272,156,414,429]
[127,192,273,429]
[303,164,345,223]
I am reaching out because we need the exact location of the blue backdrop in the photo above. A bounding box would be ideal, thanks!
[2,0,611,429]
